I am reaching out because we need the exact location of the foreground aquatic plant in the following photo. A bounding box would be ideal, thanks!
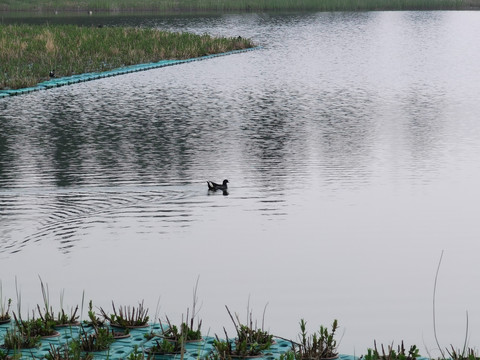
[211,331,270,360]
[0,284,11,322]
[100,300,149,328]
[0,348,18,360]
[210,336,235,360]
[444,347,480,360]
[362,341,420,360]
[227,305,274,349]
[210,304,274,359]
[36,278,80,327]
[126,345,145,360]
[160,316,202,342]
[37,298,79,327]
[1,279,41,350]
[160,278,203,342]
[0,24,255,90]
[12,312,58,338]
[45,344,94,360]
[292,319,339,360]
[82,300,105,328]
[2,327,41,350]
[71,326,115,352]
[146,338,184,356]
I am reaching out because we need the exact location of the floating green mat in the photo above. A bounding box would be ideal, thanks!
[0,47,261,98]
[0,320,310,360]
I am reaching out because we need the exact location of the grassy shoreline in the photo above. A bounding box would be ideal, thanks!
[0,24,255,90]
[1,0,480,12]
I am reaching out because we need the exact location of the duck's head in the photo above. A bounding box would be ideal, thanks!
[223,179,229,185]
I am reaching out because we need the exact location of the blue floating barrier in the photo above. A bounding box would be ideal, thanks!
[1,46,262,97]
[55,81,69,87]
[1,86,43,96]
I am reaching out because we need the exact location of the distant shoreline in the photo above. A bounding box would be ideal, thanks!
[1,0,480,13]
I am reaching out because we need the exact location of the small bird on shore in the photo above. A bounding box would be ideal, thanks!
[49,70,55,78]
[207,179,229,191]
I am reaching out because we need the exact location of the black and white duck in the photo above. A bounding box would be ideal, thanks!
[207,179,229,191]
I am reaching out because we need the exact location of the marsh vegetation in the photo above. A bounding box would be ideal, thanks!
[0,24,254,90]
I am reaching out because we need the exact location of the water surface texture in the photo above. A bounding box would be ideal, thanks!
[1,11,480,355]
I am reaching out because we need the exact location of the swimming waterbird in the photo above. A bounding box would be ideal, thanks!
[207,179,229,191]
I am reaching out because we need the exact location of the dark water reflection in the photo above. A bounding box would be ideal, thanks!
[1,11,480,355]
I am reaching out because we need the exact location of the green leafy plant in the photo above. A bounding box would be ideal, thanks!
[127,345,145,360]
[0,348,20,360]
[362,341,420,360]
[100,300,149,328]
[292,319,339,360]
[44,343,94,360]
[210,336,234,360]
[210,332,270,360]
[279,351,299,360]
[144,331,156,341]
[1,281,41,351]
[228,305,274,349]
[147,338,184,355]
[82,300,105,328]
[2,327,41,350]
[12,312,57,338]
[71,326,115,352]
[210,305,274,360]
[160,318,202,342]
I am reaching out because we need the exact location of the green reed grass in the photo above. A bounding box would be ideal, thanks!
[0,0,478,12]
[0,24,254,90]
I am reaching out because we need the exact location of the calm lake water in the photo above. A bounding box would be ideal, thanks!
[2,11,480,356]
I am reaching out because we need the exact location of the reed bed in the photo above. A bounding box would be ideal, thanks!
[0,0,478,12]
[0,24,254,90]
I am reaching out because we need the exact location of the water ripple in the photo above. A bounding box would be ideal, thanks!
[0,186,203,254]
